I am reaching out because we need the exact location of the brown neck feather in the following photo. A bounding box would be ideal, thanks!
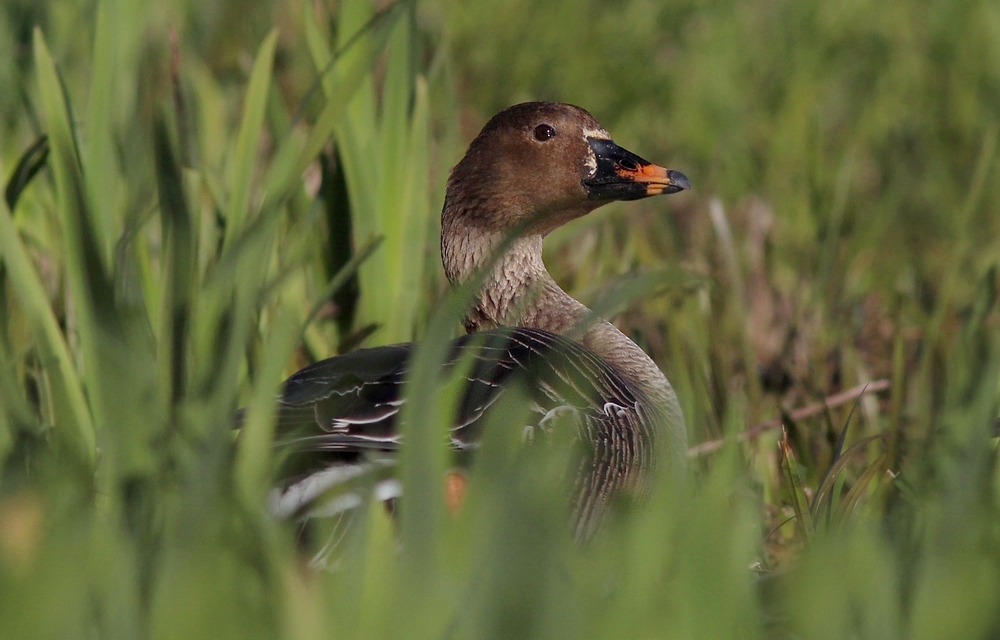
[441,212,673,409]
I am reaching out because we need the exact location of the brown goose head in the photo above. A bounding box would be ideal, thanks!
[442,101,690,242]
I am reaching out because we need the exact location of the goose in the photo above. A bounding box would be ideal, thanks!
[269,102,690,540]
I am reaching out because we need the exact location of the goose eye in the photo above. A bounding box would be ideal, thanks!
[533,123,556,142]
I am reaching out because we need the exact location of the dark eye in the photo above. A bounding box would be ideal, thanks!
[533,123,556,141]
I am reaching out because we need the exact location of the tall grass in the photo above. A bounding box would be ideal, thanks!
[2,0,1000,638]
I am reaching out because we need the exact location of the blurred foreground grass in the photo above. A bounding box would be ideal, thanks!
[2,0,1000,638]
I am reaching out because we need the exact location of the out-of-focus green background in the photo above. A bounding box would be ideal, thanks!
[2,0,1000,638]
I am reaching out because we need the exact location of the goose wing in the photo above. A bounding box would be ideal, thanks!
[271,327,642,475]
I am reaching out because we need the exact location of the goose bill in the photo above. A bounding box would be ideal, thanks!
[583,137,690,201]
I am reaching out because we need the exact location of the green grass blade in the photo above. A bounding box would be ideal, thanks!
[811,434,886,524]
[35,28,160,475]
[30,30,103,465]
[302,0,420,340]
[832,453,890,524]
[0,348,35,436]
[300,233,383,337]
[392,224,534,585]
[379,15,410,181]
[4,135,49,211]
[779,427,814,540]
[354,496,400,637]
[231,8,405,308]
[0,190,95,464]
[377,18,412,318]
[261,1,406,209]
[302,3,335,96]
[223,30,278,249]
[152,116,195,410]
[232,232,387,505]
[234,309,299,506]
[0,386,13,463]
[83,0,131,266]
[384,75,430,342]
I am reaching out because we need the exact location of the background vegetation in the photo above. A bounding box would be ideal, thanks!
[1,0,999,637]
